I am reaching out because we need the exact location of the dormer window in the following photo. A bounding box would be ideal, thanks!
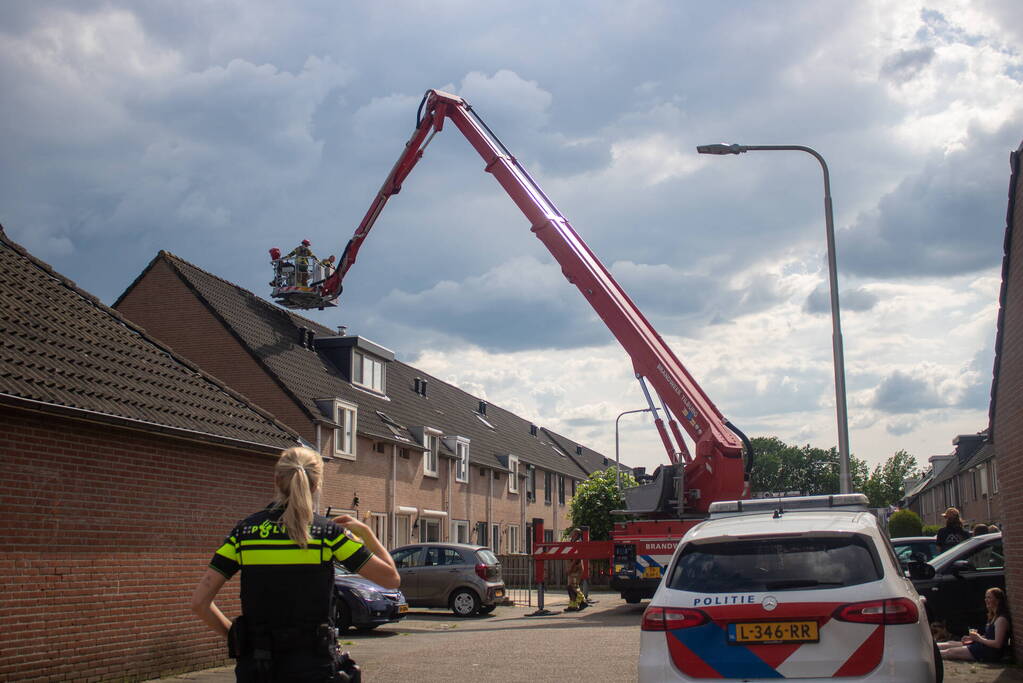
[455,441,469,483]
[352,350,385,393]
[421,428,440,477]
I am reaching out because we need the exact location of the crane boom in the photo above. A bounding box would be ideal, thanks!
[300,89,747,511]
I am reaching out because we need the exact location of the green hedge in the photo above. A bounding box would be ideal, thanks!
[888,509,923,538]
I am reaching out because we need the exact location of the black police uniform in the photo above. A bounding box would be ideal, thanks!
[209,505,372,682]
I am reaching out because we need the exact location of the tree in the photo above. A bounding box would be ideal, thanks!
[568,467,639,541]
[749,436,869,496]
[863,450,922,508]
[888,509,923,538]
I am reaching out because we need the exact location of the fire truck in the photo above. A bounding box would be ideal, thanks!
[270,89,754,604]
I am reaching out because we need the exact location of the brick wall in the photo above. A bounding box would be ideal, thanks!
[0,405,279,681]
[994,146,1023,665]
[115,259,315,443]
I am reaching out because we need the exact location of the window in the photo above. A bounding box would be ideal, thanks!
[544,471,552,504]
[558,475,565,504]
[422,430,439,477]
[544,529,554,543]
[571,479,577,497]
[333,400,357,459]
[352,350,385,393]
[392,546,422,569]
[451,519,469,544]
[527,467,536,502]
[370,513,388,548]
[419,517,440,543]
[668,535,882,593]
[992,460,999,493]
[425,547,464,566]
[491,524,500,553]
[980,464,989,497]
[476,522,488,546]
[508,525,519,554]
[394,515,411,547]
[508,456,519,493]
[455,441,469,483]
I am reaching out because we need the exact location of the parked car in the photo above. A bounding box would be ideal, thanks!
[908,531,1004,637]
[390,543,506,616]
[333,563,408,631]
[891,536,940,566]
[638,494,937,682]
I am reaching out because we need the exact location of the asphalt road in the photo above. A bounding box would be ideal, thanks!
[159,592,1022,682]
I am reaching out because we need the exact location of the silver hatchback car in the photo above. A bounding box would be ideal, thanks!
[390,543,506,616]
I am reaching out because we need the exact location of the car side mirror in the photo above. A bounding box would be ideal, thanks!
[950,560,973,576]
[907,561,936,580]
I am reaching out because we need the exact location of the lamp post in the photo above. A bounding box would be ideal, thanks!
[616,407,654,490]
[696,143,852,494]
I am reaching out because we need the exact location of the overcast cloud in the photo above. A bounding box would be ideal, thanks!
[1,0,1020,473]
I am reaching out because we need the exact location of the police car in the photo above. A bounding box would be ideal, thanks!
[638,494,938,682]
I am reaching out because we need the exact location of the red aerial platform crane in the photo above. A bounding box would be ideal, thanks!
[270,89,753,605]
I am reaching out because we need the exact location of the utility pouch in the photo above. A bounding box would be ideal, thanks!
[227,616,247,659]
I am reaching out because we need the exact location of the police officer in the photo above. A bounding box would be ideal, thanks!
[191,447,399,682]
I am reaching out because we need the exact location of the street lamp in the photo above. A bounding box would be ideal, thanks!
[697,143,852,494]
[616,407,654,490]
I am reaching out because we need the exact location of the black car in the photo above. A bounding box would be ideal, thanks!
[333,563,408,631]
[908,531,1004,636]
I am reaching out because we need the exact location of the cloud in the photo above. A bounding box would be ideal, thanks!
[872,370,945,413]
[804,283,879,315]
[881,47,936,83]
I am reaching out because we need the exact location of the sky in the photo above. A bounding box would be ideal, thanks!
[2,0,1021,476]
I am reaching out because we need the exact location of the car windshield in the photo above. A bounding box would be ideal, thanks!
[667,535,882,593]
[476,549,498,565]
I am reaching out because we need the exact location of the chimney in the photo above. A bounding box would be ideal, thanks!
[478,400,487,415]
[414,378,422,394]
[420,379,428,397]
[337,325,347,336]
[576,445,583,455]
[297,326,308,347]
[529,424,537,436]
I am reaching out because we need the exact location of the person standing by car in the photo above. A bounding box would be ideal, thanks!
[973,523,990,536]
[190,446,399,682]
[937,587,1012,662]
[936,507,967,552]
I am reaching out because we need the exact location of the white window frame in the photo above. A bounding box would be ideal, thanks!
[352,350,385,393]
[394,514,412,548]
[507,455,519,494]
[422,428,440,478]
[370,512,388,548]
[491,523,500,554]
[508,524,518,554]
[455,440,469,483]
[451,519,470,544]
[992,460,999,494]
[333,400,357,460]
[980,463,989,497]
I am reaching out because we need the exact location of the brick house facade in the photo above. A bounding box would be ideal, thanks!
[990,139,1023,663]
[905,434,1001,529]
[0,228,302,681]
[114,252,616,554]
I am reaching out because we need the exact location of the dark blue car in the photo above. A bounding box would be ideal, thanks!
[333,563,408,632]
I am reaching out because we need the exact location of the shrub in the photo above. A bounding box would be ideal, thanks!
[888,509,923,538]
[923,524,941,536]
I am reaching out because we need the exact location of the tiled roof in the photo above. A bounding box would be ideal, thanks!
[542,427,634,476]
[144,252,604,478]
[0,228,300,451]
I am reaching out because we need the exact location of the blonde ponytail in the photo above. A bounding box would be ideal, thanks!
[275,447,324,548]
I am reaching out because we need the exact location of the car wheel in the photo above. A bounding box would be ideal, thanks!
[933,640,943,683]
[333,598,353,632]
[478,605,496,615]
[450,588,480,617]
